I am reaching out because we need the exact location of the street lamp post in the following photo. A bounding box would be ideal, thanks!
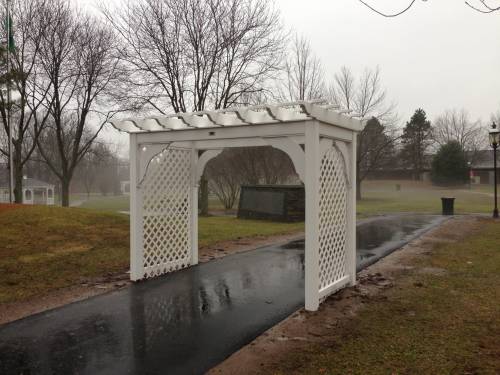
[489,122,499,218]
[468,161,472,190]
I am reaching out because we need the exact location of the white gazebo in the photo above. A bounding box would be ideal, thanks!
[110,100,365,311]
[0,176,55,205]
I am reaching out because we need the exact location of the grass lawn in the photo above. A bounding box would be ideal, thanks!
[273,219,500,374]
[76,195,229,213]
[0,205,303,304]
[78,194,130,212]
[74,180,495,217]
[199,216,303,247]
[357,180,493,217]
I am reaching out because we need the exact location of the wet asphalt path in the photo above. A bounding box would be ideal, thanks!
[0,215,446,375]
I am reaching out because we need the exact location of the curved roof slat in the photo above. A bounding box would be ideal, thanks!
[108,100,365,133]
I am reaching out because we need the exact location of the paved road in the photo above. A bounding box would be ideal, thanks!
[0,215,445,375]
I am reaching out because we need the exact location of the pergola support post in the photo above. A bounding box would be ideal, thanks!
[190,145,199,266]
[130,133,145,281]
[305,121,321,311]
[347,135,357,285]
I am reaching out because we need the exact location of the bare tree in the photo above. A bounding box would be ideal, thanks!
[205,147,297,209]
[279,34,326,101]
[101,0,285,113]
[229,147,296,185]
[36,0,122,206]
[102,0,285,212]
[78,152,99,199]
[0,0,52,203]
[205,151,242,210]
[464,0,500,12]
[75,141,117,199]
[329,66,398,199]
[357,0,499,16]
[433,109,486,162]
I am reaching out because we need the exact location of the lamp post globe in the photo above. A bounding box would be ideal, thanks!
[489,122,499,218]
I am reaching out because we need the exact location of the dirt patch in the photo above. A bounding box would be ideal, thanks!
[208,216,482,375]
[0,231,303,325]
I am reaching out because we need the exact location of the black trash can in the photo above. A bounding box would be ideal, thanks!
[441,197,455,216]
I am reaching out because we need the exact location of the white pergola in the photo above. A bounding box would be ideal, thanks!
[111,100,366,311]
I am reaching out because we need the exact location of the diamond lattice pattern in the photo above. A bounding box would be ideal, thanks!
[141,148,192,278]
[319,146,347,291]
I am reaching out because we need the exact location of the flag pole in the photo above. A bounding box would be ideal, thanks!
[6,0,13,203]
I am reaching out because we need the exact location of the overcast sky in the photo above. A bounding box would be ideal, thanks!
[274,0,500,124]
[81,0,500,145]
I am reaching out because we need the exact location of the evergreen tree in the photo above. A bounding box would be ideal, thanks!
[431,141,469,186]
[401,108,433,180]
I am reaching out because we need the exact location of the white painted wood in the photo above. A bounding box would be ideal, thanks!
[318,275,350,299]
[134,121,306,145]
[319,138,334,158]
[303,102,363,131]
[192,136,306,151]
[138,143,173,186]
[347,134,358,286]
[265,137,306,182]
[130,133,145,281]
[109,101,364,134]
[190,145,199,266]
[335,141,351,185]
[196,149,223,183]
[305,120,321,311]
[318,123,354,143]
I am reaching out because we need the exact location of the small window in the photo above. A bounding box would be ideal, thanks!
[25,189,32,201]
[47,189,53,198]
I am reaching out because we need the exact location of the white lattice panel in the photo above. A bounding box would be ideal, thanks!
[141,147,192,278]
[318,146,347,291]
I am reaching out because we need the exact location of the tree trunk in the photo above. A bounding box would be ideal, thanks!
[199,176,209,216]
[14,167,23,203]
[61,178,71,207]
[13,144,23,204]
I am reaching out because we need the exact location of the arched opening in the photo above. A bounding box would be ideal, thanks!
[47,188,53,198]
[24,189,32,202]
[203,146,303,216]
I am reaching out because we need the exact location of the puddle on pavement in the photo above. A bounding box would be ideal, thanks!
[356,215,445,270]
[279,215,445,270]
[282,239,304,249]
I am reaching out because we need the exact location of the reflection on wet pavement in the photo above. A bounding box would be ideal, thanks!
[0,215,445,375]
[0,248,305,375]
[356,215,446,270]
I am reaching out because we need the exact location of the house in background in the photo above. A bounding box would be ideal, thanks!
[468,150,498,185]
[0,175,55,205]
[366,150,497,185]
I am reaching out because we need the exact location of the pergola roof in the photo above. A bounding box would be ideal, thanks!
[109,100,366,134]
